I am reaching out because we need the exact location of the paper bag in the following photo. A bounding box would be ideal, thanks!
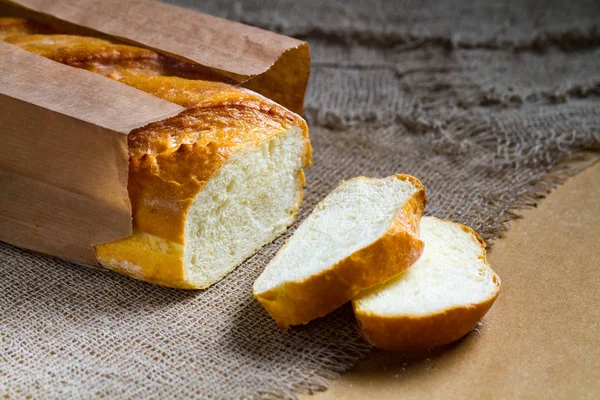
[0,0,310,265]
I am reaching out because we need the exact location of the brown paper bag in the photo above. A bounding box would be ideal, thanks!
[0,0,310,266]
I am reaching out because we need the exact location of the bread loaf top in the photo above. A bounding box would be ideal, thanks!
[6,34,162,78]
[0,17,49,40]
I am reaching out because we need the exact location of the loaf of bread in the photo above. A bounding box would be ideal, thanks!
[253,175,426,328]
[353,217,501,351]
[1,18,311,289]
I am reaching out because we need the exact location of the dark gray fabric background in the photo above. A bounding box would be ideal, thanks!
[1,0,599,398]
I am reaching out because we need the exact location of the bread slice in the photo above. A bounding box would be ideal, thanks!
[352,216,501,351]
[253,174,426,329]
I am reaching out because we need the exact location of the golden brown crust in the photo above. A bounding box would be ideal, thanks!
[254,174,426,329]
[353,292,499,351]
[0,21,234,81]
[95,230,191,288]
[5,34,162,79]
[0,18,50,40]
[120,76,237,108]
[352,218,501,351]
[119,76,308,126]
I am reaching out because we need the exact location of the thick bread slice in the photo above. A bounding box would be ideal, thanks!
[253,175,426,329]
[352,217,501,351]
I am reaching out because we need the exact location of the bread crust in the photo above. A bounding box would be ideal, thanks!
[5,34,163,79]
[0,18,50,40]
[352,218,501,351]
[254,174,426,329]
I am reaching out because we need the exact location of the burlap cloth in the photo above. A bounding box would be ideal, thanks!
[1,0,599,398]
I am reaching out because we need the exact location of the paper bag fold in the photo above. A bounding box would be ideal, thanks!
[4,0,310,113]
[0,43,184,264]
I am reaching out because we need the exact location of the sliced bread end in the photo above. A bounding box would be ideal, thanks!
[352,217,501,351]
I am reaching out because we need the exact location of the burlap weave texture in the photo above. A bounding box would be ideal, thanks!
[1,0,599,398]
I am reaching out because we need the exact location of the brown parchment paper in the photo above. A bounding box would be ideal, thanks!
[4,0,311,114]
[0,42,184,265]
